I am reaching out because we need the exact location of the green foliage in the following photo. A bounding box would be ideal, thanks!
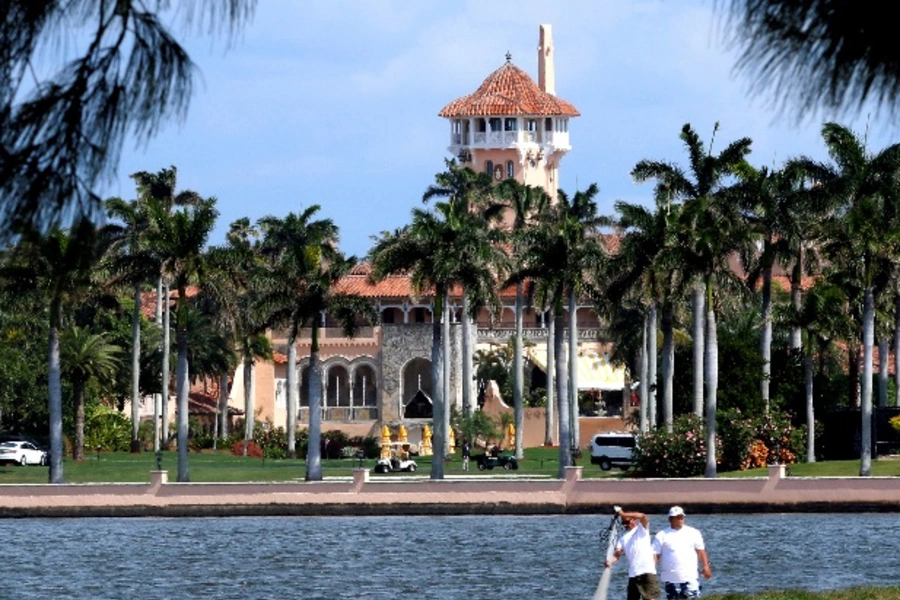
[717,409,756,472]
[453,407,499,445]
[254,427,288,460]
[348,435,380,459]
[84,405,132,452]
[633,414,708,477]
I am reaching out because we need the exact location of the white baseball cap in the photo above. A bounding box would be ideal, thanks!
[668,506,685,517]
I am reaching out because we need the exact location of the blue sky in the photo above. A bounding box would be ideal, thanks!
[106,0,897,258]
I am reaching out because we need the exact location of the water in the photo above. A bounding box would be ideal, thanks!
[2,513,898,599]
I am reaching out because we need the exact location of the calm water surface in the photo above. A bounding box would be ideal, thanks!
[2,513,898,599]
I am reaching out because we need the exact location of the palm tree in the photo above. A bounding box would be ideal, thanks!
[732,162,822,410]
[513,185,606,477]
[259,209,373,480]
[257,208,340,460]
[370,198,502,478]
[145,197,219,482]
[498,179,551,458]
[720,2,900,118]
[421,161,499,422]
[810,122,900,476]
[104,195,156,452]
[0,218,113,482]
[605,196,684,432]
[792,281,851,462]
[633,123,754,477]
[59,327,122,460]
[130,167,203,451]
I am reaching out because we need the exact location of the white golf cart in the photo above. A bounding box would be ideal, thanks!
[373,442,417,473]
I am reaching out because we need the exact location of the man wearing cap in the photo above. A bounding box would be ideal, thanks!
[653,506,712,599]
[605,506,661,600]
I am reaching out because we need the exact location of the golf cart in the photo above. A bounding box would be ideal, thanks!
[373,442,418,473]
[473,451,519,471]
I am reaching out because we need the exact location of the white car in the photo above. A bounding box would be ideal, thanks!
[0,441,48,466]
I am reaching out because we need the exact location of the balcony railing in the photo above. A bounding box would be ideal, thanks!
[450,130,569,151]
[298,406,379,422]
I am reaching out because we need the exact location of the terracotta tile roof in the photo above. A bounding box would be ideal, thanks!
[139,285,200,320]
[439,61,579,118]
[185,378,243,416]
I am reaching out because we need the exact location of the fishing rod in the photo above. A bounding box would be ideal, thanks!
[592,506,622,600]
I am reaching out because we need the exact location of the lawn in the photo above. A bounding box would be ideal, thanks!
[1,447,898,484]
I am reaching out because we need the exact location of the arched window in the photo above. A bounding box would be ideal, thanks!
[506,160,514,178]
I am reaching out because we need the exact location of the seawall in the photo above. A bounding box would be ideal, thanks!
[1,465,899,517]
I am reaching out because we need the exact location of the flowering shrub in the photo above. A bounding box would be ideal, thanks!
[231,440,264,457]
[633,414,708,477]
[717,409,755,471]
[890,415,900,436]
[751,412,797,465]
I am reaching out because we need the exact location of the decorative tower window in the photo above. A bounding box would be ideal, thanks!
[506,160,514,178]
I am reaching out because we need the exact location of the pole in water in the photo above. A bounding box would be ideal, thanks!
[592,508,620,600]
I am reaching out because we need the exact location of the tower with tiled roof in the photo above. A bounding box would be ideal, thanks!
[438,24,578,201]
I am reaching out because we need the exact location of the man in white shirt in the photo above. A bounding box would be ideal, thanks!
[605,506,661,600]
[653,506,712,599]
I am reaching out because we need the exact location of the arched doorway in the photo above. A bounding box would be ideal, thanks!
[402,357,432,419]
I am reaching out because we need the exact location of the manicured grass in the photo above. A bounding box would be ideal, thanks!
[706,587,900,600]
[2,447,898,484]
[0,445,621,484]
[718,457,900,478]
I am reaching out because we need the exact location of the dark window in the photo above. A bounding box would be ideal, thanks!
[485,160,494,176]
[506,160,514,178]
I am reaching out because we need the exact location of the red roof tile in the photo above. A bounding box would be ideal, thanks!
[439,61,579,118]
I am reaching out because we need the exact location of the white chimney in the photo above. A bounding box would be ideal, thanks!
[538,24,555,95]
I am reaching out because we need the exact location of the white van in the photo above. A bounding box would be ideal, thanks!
[589,432,636,471]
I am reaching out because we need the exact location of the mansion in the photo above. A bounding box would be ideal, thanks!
[181,25,629,449]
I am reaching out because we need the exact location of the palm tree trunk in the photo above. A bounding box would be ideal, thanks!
[790,249,803,351]
[554,309,570,478]
[544,313,555,446]
[648,302,658,430]
[430,293,445,480]
[804,349,815,463]
[306,328,324,480]
[895,294,900,407]
[161,282,171,449]
[461,295,474,417]
[704,279,718,479]
[878,335,889,408]
[692,285,705,418]
[130,282,142,453]
[242,356,254,454]
[218,371,229,442]
[639,311,649,433]
[661,302,674,432]
[761,265,773,412]
[442,293,451,459]
[176,323,190,482]
[286,336,298,458]
[860,287,874,476]
[513,282,524,460]
[48,320,64,483]
[567,288,579,453]
[153,277,163,453]
[73,382,85,460]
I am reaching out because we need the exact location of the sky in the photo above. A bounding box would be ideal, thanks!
[104,0,900,259]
